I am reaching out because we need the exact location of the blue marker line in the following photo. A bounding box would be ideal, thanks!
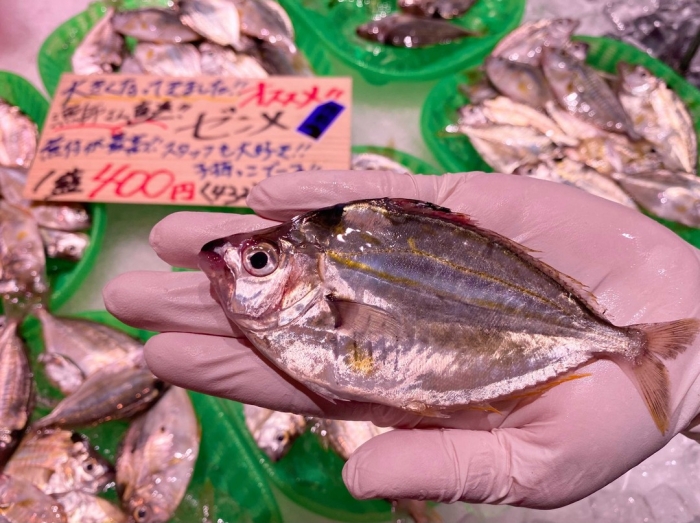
[297,101,345,140]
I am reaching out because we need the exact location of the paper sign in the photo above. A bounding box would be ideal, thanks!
[25,74,352,207]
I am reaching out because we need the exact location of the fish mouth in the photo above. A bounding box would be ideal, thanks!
[199,238,236,299]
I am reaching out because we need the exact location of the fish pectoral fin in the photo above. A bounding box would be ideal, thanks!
[403,401,450,418]
[467,403,503,415]
[502,372,592,402]
[327,296,402,342]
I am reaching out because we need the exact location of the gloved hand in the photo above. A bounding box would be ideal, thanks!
[104,170,700,509]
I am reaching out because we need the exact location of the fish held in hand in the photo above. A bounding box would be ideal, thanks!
[356,14,474,48]
[244,404,306,461]
[200,198,700,434]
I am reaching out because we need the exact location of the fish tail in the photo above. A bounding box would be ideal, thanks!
[630,318,700,434]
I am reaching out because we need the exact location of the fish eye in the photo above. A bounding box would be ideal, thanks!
[85,462,94,472]
[242,241,279,277]
[276,433,286,442]
[134,507,149,522]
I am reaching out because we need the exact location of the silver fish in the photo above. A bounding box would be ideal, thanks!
[476,97,578,146]
[351,153,414,175]
[491,18,579,65]
[315,419,391,460]
[569,133,665,177]
[55,491,126,523]
[35,309,142,396]
[133,43,202,76]
[0,101,37,169]
[39,229,89,262]
[514,158,638,209]
[4,430,114,496]
[243,404,306,461]
[34,351,166,430]
[0,321,33,468]
[179,0,241,49]
[544,100,604,140]
[612,170,700,227]
[200,198,700,433]
[199,42,269,78]
[398,0,476,19]
[455,123,559,174]
[356,14,474,48]
[256,41,312,76]
[0,474,67,523]
[117,386,199,523]
[238,0,295,53]
[72,7,124,75]
[112,8,201,43]
[0,201,49,316]
[618,63,697,174]
[541,46,637,137]
[484,55,553,109]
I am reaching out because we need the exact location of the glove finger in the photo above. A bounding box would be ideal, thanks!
[149,211,277,269]
[104,270,240,337]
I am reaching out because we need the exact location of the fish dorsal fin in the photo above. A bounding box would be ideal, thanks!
[383,198,607,318]
[327,296,402,342]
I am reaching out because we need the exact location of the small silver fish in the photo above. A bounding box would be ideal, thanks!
[112,8,201,43]
[398,0,476,19]
[55,491,126,523]
[34,351,166,430]
[351,153,414,175]
[0,101,37,169]
[133,43,202,76]
[238,0,296,53]
[179,0,241,49]
[4,430,114,496]
[356,14,474,48]
[514,158,638,209]
[39,229,90,262]
[491,18,579,65]
[541,46,637,137]
[200,198,700,433]
[199,42,269,78]
[72,7,124,75]
[618,63,697,174]
[35,309,142,396]
[0,474,67,523]
[612,170,700,228]
[243,404,306,461]
[484,55,553,109]
[117,386,200,523]
[0,321,33,468]
[569,133,665,177]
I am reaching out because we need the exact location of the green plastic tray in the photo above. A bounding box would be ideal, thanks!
[37,0,333,98]
[421,35,700,248]
[278,0,525,84]
[170,145,437,521]
[20,310,283,523]
[0,71,107,312]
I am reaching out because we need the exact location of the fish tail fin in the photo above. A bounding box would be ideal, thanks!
[630,318,700,434]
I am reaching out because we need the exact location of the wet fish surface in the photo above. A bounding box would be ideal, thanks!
[484,56,553,109]
[116,386,199,523]
[34,351,166,429]
[0,101,37,168]
[39,229,90,262]
[179,0,241,48]
[491,18,579,64]
[133,43,202,76]
[356,14,474,48]
[4,429,113,495]
[201,198,700,433]
[244,404,306,461]
[55,491,126,523]
[0,321,33,467]
[351,153,415,175]
[112,8,201,43]
[71,7,124,75]
[238,0,295,53]
[0,474,67,523]
[398,0,476,19]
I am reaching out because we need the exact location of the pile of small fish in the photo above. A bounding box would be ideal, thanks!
[356,0,478,48]
[0,97,92,317]
[72,0,312,78]
[451,19,700,228]
[244,405,435,523]
[0,308,201,523]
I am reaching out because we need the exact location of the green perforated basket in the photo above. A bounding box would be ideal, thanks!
[0,71,107,312]
[38,0,333,98]
[278,0,525,84]
[420,35,700,248]
[20,310,283,523]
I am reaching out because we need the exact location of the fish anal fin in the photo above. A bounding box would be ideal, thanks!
[502,372,592,402]
[467,403,503,415]
[403,401,450,418]
[632,352,670,434]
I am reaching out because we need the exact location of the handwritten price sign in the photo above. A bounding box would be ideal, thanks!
[25,74,352,206]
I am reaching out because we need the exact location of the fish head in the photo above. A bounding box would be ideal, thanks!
[355,19,383,41]
[254,420,296,461]
[199,221,322,332]
[127,496,169,523]
[618,63,659,95]
[458,104,488,126]
[69,432,115,492]
[565,40,589,61]
[545,18,579,47]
